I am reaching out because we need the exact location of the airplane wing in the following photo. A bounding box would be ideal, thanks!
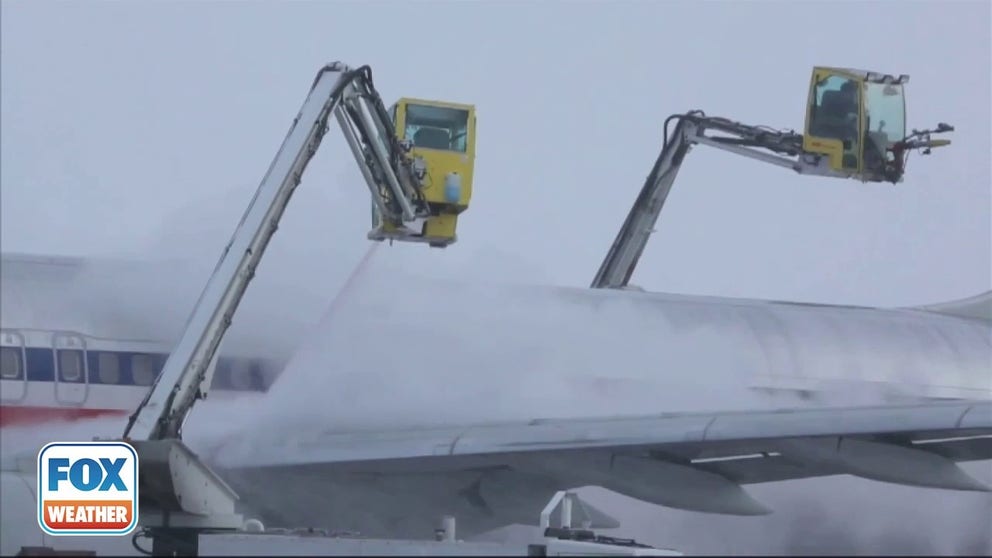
[908,290,992,323]
[204,399,991,536]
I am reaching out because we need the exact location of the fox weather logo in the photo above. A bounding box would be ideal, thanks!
[37,442,139,536]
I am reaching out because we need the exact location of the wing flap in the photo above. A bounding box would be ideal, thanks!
[691,452,834,485]
[910,432,992,461]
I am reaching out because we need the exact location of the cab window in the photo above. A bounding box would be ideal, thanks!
[810,75,859,140]
[863,82,905,146]
[809,74,861,168]
[860,81,906,176]
[405,104,469,153]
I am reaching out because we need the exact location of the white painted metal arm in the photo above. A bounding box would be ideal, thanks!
[123,62,422,442]
[590,112,824,290]
[590,117,700,289]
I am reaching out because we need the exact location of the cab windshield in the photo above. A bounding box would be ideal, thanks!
[404,104,469,153]
[864,82,906,145]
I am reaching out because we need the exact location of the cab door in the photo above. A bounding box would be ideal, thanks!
[0,329,27,402]
[53,332,88,405]
[803,67,865,174]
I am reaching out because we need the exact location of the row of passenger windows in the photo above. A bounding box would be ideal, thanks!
[0,346,269,391]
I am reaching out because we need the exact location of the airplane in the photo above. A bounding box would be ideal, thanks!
[1,246,989,550]
[0,245,378,427]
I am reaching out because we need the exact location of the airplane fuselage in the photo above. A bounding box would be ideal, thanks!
[3,248,988,428]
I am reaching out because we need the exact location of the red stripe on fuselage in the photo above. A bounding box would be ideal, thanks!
[0,406,127,428]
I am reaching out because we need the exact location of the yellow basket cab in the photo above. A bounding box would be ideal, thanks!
[802,67,910,183]
[370,97,476,248]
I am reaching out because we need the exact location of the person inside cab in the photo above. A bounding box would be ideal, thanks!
[818,80,858,138]
[812,78,860,169]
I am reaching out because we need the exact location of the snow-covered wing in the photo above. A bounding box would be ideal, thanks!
[209,399,991,488]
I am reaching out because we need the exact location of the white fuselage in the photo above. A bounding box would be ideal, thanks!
[221,272,990,436]
[0,252,309,427]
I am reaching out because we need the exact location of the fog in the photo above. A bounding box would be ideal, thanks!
[2,0,990,554]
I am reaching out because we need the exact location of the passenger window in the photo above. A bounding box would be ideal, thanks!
[98,352,121,384]
[1,347,23,379]
[228,358,254,390]
[404,104,470,153]
[131,354,157,386]
[58,349,84,382]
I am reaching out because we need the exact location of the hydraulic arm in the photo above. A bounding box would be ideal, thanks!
[116,62,475,555]
[124,62,472,443]
[591,66,954,290]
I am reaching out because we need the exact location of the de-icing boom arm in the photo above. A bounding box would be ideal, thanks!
[123,63,429,442]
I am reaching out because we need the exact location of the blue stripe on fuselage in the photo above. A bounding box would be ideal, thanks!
[6,345,271,392]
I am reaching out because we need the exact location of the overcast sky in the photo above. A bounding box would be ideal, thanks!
[2,0,989,310]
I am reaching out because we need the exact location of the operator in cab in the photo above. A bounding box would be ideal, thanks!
[813,78,861,169]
